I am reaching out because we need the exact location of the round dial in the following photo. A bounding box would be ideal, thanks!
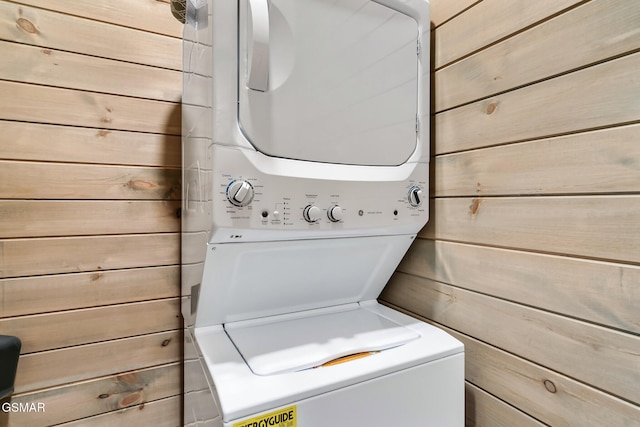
[408,186,424,207]
[327,205,343,222]
[226,180,254,207]
[303,205,322,223]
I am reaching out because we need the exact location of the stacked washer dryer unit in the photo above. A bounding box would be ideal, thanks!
[182,0,464,426]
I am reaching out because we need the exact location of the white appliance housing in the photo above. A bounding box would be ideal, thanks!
[181,1,464,426]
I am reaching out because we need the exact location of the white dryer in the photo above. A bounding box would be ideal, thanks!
[181,0,464,426]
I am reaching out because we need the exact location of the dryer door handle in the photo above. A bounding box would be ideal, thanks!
[247,0,270,92]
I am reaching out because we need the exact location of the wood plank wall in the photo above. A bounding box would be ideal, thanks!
[381,0,640,425]
[0,1,183,426]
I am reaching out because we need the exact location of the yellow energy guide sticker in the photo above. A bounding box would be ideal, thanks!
[233,405,296,427]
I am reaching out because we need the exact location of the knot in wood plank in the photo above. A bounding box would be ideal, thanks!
[543,379,557,393]
[126,180,158,191]
[120,391,143,407]
[485,101,498,115]
[17,18,38,34]
[469,198,482,216]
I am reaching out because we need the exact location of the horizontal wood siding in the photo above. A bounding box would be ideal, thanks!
[436,0,640,111]
[0,2,181,70]
[0,121,181,167]
[382,1,640,425]
[9,363,181,427]
[0,1,183,426]
[2,41,182,102]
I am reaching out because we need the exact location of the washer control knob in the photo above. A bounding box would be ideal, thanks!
[226,180,254,207]
[408,186,424,207]
[327,205,343,222]
[303,205,322,223]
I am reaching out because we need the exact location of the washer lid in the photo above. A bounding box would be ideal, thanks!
[238,0,420,166]
[195,235,415,327]
[225,304,420,375]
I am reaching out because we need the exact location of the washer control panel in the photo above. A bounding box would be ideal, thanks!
[209,146,428,241]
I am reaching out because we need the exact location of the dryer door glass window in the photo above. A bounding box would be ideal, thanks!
[238,0,419,166]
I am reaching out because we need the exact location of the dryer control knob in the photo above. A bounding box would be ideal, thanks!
[408,186,424,207]
[303,205,322,223]
[226,180,254,207]
[327,205,343,222]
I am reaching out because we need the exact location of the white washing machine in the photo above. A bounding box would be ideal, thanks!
[181,0,464,426]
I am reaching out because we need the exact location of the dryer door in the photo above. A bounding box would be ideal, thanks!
[238,0,419,166]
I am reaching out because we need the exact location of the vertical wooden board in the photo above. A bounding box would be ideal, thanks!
[1,41,182,102]
[0,266,180,318]
[54,395,182,427]
[13,0,183,38]
[0,2,181,70]
[398,239,640,334]
[0,201,180,238]
[0,81,181,135]
[465,384,546,427]
[381,274,640,403]
[0,233,180,278]
[436,0,640,111]
[429,0,481,28]
[9,363,181,427]
[422,196,640,264]
[14,331,181,393]
[434,0,583,68]
[0,121,181,167]
[0,161,180,200]
[434,125,640,197]
[435,52,640,154]
[1,299,181,353]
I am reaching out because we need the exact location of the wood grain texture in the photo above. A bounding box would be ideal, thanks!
[429,0,480,28]
[0,200,180,238]
[0,81,181,135]
[9,363,181,427]
[14,331,181,393]
[398,239,640,334]
[1,41,182,102]
[0,0,183,424]
[0,121,181,167]
[436,0,640,110]
[0,233,180,278]
[11,0,183,38]
[56,396,181,427]
[422,196,640,264]
[454,326,640,426]
[381,273,640,403]
[434,124,640,197]
[0,266,180,318]
[0,2,181,69]
[0,162,180,200]
[1,298,181,353]
[465,383,546,427]
[434,0,583,68]
[385,301,640,426]
[435,51,640,154]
